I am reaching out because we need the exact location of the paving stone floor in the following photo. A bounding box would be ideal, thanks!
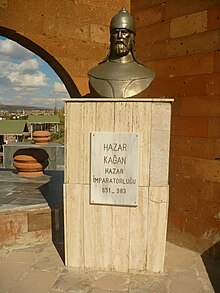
[0,170,219,292]
[0,241,219,293]
[0,169,63,211]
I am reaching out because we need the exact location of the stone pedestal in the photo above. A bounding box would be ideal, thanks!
[64,98,173,273]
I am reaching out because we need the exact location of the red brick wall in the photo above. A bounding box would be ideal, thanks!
[0,0,130,96]
[132,0,220,256]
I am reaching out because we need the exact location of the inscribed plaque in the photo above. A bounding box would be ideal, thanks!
[90,132,138,206]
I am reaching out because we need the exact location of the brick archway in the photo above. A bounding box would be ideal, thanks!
[0,26,81,98]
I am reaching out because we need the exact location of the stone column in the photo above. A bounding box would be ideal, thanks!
[64,98,173,273]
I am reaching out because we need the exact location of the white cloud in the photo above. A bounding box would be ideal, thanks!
[0,39,33,60]
[53,81,67,93]
[0,38,67,109]
[0,58,47,89]
[9,71,47,87]
[12,87,40,94]
[0,39,47,92]
[17,59,39,73]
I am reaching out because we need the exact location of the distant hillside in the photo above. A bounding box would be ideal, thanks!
[0,103,50,111]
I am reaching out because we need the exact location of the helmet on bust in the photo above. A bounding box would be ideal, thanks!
[110,7,136,35]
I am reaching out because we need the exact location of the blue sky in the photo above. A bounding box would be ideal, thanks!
[0,36,69,109]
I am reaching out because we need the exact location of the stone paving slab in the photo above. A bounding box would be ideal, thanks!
[0,241,219,293]
[10,270,58,293]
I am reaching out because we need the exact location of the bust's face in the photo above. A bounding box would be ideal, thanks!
[111,28,132,57]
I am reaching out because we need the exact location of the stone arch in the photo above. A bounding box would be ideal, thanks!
[0,26,81,98]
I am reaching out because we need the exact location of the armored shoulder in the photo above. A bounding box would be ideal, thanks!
[88,60,156,98]
[88,61,155,81]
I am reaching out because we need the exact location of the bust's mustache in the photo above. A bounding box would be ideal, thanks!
[115,41,128,49]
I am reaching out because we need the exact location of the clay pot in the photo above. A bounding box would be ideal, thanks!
[33,130,51,145]
[13,148,49,177]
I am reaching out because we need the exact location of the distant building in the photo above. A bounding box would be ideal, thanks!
[0,120,29,151]
[28,115,60,138]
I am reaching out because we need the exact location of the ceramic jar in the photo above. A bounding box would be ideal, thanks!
[13,148,49,177]
[33,130,51,145]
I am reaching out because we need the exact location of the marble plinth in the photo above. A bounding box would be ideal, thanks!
[64,98,173,273]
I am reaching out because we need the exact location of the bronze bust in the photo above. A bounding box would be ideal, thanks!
[88,7,156,98]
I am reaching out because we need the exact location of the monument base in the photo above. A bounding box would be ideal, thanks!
[64,98,173,273]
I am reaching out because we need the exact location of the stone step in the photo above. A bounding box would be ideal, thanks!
[0,170,64,249]
[0,206,52,247]
[0,204,64,249]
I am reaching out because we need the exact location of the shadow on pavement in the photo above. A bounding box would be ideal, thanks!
[201,241,220,292]
[39,170,65,263]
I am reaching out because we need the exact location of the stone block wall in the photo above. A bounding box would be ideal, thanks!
[132,0,220,256]
[1,0,220,257]
[0,0,129,96]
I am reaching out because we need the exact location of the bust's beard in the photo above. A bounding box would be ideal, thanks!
[114,43,129,57]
